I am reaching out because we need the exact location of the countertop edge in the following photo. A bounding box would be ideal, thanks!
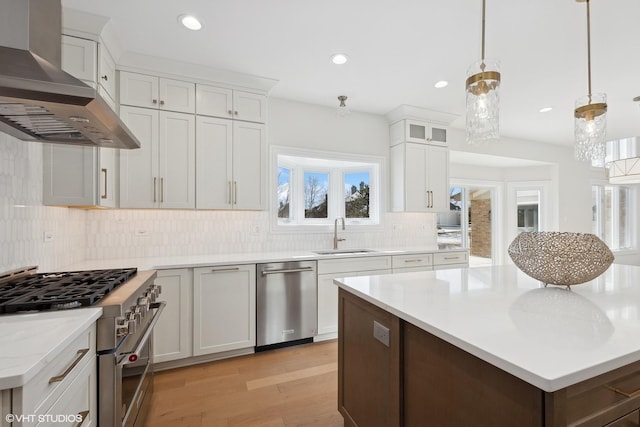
[0,307,103,390]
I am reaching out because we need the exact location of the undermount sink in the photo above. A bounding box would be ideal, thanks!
[313,249,378,256]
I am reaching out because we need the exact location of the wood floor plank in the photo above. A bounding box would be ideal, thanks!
[145,340,342,427]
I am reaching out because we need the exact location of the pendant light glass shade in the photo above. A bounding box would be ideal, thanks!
[574,93,607,161]
[466,59,501,144]
[574,0,607,161]
[465,0,501,145]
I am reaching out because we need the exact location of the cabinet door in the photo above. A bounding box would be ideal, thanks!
[196,84,233,119]
[159,78,196,114]
[404,119,429,144]
[193,265,256,355]
[429,124,448,145]
[195,116,233,209]
[97,43,116,100]
[318,267,392,339]
[426,145,449,211]
[233,91,267,123]
[43,145,96,206]
[119,106,159,208]
[158,111,195,208]
[61,35,97,85]
[232,121,266,210]
[119,71,159,109]
[404,143,429,211]
[153,269,192,363]
[98,147,117,208]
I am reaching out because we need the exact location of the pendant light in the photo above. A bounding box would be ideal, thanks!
[465,0,501,145]
[574,0,607,162]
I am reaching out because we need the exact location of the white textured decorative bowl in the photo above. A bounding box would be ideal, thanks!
[508,232,614,287]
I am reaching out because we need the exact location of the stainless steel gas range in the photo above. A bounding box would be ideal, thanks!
[0,266,164,427]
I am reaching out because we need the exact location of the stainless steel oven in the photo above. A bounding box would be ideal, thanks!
[96,270,164,427]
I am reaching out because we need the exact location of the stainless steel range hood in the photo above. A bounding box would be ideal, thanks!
[0,0,140,149]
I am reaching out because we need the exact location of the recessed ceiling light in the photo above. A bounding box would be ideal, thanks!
[539,107,553,113]
[434,80,449,89]
[179,14,202,31]
[330,53,349,65]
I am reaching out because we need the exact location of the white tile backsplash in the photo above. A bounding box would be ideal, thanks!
[84,209,437,259]
[1,132,437,270]
[0,134,86,272]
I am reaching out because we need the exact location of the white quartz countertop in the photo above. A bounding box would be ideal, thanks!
[59,246,461,271]
[334,264,640,392]
[0,308,102,389]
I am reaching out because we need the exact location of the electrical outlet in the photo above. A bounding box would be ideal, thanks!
[43,231,54,242]
[373,320,390,347]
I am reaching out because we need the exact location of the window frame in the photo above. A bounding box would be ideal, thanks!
[591,179,637,253]
[270,145,384,233]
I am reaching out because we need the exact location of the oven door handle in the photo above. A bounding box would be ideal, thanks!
[118,301,166,366]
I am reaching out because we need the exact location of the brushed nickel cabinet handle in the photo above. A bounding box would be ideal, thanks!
[153,177,157,203]
[160,178,164,203]
[404,259,424,263]
[211,267,240,273]
[228,181,232,205]
[49,348,89,383]
[101,75,108,81]
[76,410,89,427]
[101,168,108,199]
[152,99,158,104]
[160,100,165,106]
[233,181,238,205]
[234,110,238,115]
[228,109,233,115]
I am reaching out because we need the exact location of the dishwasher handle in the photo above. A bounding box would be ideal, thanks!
[261,267,314,276]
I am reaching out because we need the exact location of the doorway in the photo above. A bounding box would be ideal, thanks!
[437,184,499,267]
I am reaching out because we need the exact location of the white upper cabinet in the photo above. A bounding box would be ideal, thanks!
[196,84,267,123]
[61,35,97,86]
[390,119,448,146]
[196,117,266,210]
[97,44,116,101]
[390,142,449,212]
[119,106,196,209]
[119,71,196,114]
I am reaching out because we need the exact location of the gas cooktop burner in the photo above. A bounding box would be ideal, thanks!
[0,268,137,314]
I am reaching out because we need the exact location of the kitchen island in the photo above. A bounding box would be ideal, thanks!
[335,264,640,427]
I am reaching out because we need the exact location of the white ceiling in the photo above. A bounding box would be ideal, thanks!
[61,0,640,148]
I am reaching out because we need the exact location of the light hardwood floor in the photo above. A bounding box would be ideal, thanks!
[146,340,343,427]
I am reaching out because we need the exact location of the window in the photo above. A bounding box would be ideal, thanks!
[273,147,381,229]
[592,183,634,251]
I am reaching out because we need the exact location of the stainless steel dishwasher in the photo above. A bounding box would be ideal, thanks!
[256,260,317,350]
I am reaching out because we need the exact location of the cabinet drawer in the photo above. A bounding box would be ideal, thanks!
[318,256,392,275]
[34,357,95,427]
[433,251,468,266]
[19,325,95,415]
[565,362,640,426]
[392,254,433,270]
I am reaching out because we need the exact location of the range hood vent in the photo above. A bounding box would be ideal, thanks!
[0,0,140,149]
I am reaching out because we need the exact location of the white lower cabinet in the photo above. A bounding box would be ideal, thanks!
[316,256,392,340]
[392,253,434,273]
[153,269,193,363]
[2,325,96,427]
[433,251,469,269]
[193,265,256,355]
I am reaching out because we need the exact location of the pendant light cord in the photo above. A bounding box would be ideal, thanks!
[586,0,592,100]
[481,0,486,61]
